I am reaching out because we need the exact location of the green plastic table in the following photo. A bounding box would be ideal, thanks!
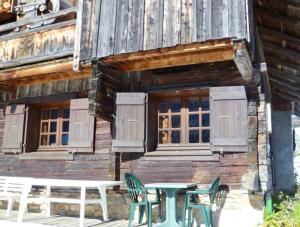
[145,183,197,227]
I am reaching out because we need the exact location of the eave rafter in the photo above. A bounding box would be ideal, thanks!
[255,0,300,116]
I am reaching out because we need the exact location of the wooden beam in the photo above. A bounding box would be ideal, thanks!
[263,41,300,64]
[258,27,300,50]
[266,56,300,75]
[269,67,300,84]
[254,7,300,38]
[233,41,254,82]
[103,39,235,72]
[0,59,92,86]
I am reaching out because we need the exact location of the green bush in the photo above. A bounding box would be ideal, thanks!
[263,191,300,227]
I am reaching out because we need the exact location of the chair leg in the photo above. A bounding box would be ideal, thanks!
[138,205,146,224]
[187,207,192,227]
[128,204,136,227]
[182,198,187,227]
[6,198,13,217]
[207,208,213,227]
[158,204,162,222]
[200,207,210,227]
[147,203,152,227]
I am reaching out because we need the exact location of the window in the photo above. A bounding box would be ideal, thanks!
[39,107,70,147]
[158,96,210,145]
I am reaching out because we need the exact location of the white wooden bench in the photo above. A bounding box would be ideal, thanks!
[0,177,32,217]
[17,178,122,227]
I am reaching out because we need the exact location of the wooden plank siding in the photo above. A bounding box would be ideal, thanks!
[119,153,248,189]
[77,0,251,61]
[0,111,115,180]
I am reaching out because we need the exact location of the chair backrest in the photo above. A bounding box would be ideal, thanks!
[0,177,7,193]
[124,172,146,202]
[0,177,32,194]
[208,176,220,204]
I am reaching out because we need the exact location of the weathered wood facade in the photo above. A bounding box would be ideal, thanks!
[2,0,297,223]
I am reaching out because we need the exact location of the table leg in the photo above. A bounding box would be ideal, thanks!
[80,186,86,227]
[98,186,109,221]
[154,188,181,227]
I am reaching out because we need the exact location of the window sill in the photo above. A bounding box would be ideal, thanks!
[19,152,74,161]
[145,150,219,161]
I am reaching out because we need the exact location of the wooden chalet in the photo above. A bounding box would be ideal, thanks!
[0,0,298,225]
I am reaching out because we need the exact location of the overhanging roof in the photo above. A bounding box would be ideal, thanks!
[254,0,300,116]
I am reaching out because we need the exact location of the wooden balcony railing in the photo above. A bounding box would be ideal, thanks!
[0,7,77,69]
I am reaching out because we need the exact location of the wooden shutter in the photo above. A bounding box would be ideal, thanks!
[68,98,95,153]
[3,105,26,153]
[210,86,248,152]
[24,106,41,153]
[113,93,147,153]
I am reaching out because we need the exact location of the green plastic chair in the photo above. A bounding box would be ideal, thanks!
[182,176,220,227]
[124,173,161,227]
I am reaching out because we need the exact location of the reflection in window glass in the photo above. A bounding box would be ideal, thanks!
[63,108,70,119]
[50,122,57,132]
[49,135,56,145]
[171,100,181,112]
[159,116,169,129]
[202,114,210,127]
[42,110,50,120]
[201,99,209,111]
[61,134,69,145]
[189,130,199,143]
[171,115,180,128]
[189,114,199,127]
[159,131,169,144]
[51,109,58,119]
[62,121,69,132]
[159,101,168,113]
[41,122,48,133]
[202,130,210,143]
[171,131,180,143]
[41,135,48,146]
[188,99,199,112]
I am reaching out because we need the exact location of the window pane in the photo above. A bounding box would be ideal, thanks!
[50,122,57,132]
[189,114,199,127]
[62,121,69,132]
[171,100,181,113]
[188,99,199,112]
[159,116,169,129]
[42,110,50,120]
[171,131,180,143]
[171,115,180,128]
[41,122,48,133]
[159,101,168,113]
[49,135,56,145]
[202,130,210,143]
[189,130,199,143]
[63,108,70,119]
[201,99,209,111]
[202,114,210,127]
[61,134,69,145]
[40,135,48,146]
[51,109,58,119]
[159,131,169,144]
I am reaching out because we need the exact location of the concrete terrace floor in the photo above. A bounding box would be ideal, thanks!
[0,209,139,227]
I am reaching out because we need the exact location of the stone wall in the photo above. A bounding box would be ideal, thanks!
[257,93,272,192]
